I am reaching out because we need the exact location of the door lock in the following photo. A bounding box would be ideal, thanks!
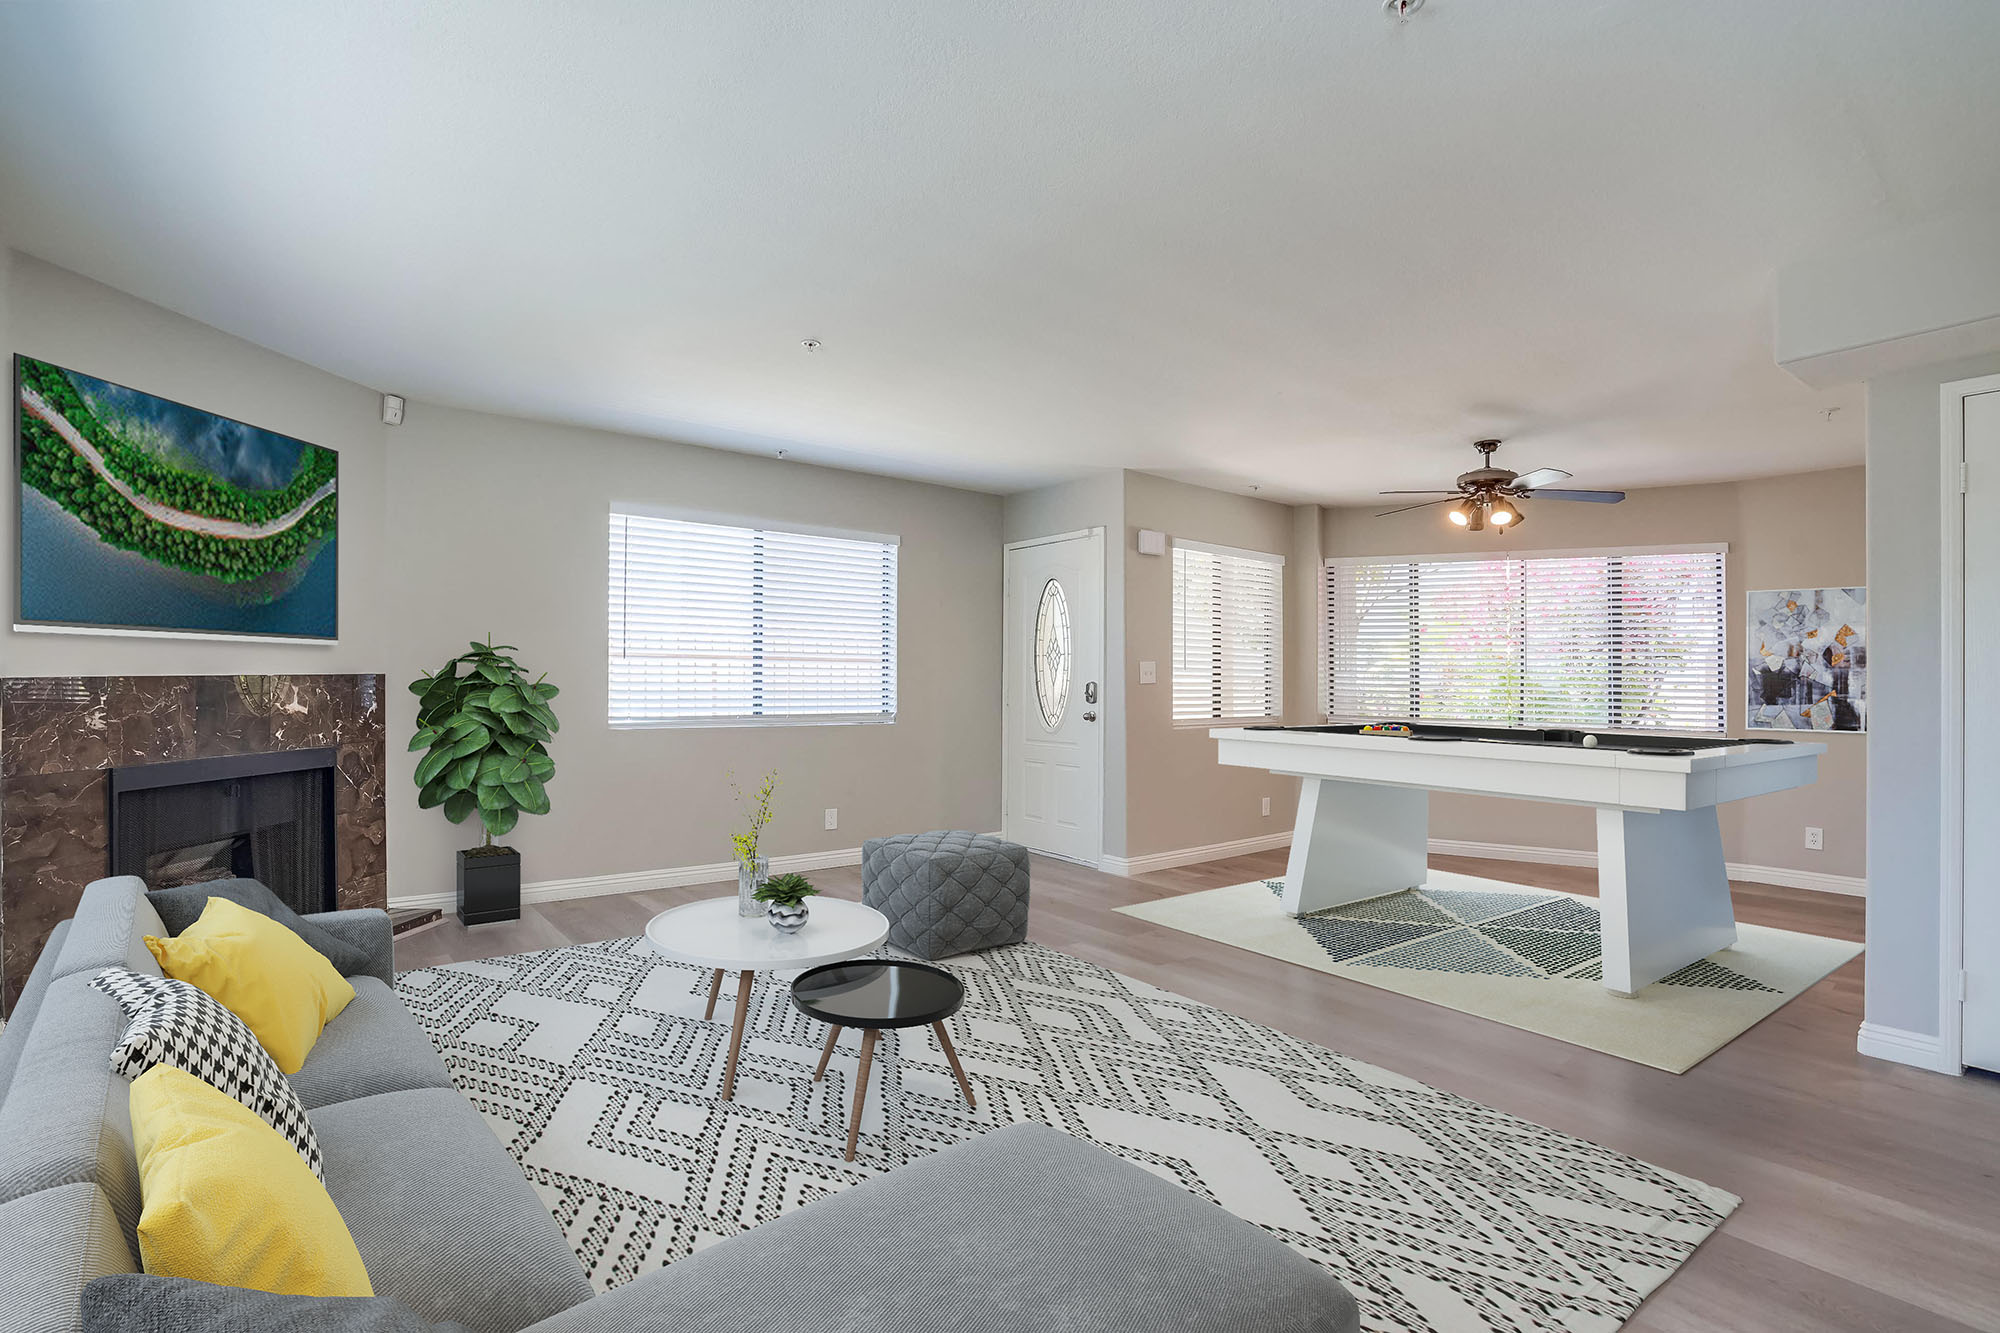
[1082,711,1098,722]
[1084,681,1098,704]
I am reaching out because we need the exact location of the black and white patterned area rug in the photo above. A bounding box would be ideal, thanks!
[397,936,1736,1332]
[1115,870,1863,1073]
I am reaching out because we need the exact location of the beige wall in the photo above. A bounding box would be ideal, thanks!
[1321,467,1869,881]
[1122,472,1298,858]
[0,253,393,678]
[2,252,1005,907]
[381,405,1003,902]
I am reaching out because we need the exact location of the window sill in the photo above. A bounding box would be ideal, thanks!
[610,714,897,731]
[1172,716,1282,730]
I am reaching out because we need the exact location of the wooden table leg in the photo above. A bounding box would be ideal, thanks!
[933,1021,976,1109]
[720,969,754,1102]
[813,1024,843,1081]
[845,1029,877,1162]
[703,968,724,1021]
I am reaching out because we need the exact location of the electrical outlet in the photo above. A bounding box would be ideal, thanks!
[1804,826,1823,851]
[1138,660,1157,684]
[1261,796,1272,817]
[824,808,838,831]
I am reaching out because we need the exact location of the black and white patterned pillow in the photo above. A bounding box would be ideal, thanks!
[90,968,323,1180]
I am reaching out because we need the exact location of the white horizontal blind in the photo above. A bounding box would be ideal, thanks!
[1173,542,1284,723]
[1326,547,1725,732]
[609,512,897,726]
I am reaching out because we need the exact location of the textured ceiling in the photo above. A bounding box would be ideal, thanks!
[2,1,1997,500]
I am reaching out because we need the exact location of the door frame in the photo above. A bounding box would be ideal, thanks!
[1002,528,1107,866]
[1938,372,2000,1075]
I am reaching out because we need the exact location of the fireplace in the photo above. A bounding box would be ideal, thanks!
[109,749,338,916]
[2,674,387,1011]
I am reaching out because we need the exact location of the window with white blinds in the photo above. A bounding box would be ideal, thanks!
[608,510,898,727]
[1172,540,1284,723]
[1325,545,1726,733]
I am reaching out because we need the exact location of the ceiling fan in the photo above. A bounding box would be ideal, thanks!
[1376,439,1625,531]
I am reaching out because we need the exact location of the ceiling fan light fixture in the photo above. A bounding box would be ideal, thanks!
[1489,498,1520,527]
[1448,504,1470,527]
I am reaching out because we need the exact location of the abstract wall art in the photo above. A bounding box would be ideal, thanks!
[15,355,338,640]
[1747,586,1865,732]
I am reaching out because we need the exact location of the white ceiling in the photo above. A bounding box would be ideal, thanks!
[3,1,1997,501]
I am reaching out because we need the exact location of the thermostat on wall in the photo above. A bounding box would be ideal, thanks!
[1137,529,1167,556]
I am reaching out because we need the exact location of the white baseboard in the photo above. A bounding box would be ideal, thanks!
[1427,838,1866,897]
[388,845,867,914]
[1427,838,1597,869]
[1856,1022,1962,1075]
[1098,832,1294,878]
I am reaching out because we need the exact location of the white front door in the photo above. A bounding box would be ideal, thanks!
[1003,530,1104,865]
[1963,385,2000,1072]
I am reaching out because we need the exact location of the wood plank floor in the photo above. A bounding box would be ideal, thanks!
[397,852,2000,1332]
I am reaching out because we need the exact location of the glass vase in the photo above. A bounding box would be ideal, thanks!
[737,856,768,917]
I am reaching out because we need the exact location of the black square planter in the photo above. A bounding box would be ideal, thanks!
[456,847,521,925]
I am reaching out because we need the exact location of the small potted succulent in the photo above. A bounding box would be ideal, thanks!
[754,872,819,933]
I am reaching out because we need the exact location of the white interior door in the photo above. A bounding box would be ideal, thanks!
[1963,385,2000,1072]
[1003,530,1104,865]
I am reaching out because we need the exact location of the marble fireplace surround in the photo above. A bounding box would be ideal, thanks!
[1,674,387,1011]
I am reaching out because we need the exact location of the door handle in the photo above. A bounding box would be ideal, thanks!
[1084,681,1098,704]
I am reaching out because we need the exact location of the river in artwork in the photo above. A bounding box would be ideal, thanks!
[19,488,338,639]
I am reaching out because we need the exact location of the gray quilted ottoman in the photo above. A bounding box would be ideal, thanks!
[862,830,1030,959]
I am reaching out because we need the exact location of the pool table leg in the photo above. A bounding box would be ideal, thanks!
[1281,777,1430,914]
[1596,806,1739,996]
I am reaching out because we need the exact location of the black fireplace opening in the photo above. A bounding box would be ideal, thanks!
[109,748,337,916]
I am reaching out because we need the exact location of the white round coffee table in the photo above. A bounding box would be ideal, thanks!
[643,896,890,1101]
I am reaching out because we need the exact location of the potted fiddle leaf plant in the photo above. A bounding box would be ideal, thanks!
[754,871,819,934]
[408,637,558,925]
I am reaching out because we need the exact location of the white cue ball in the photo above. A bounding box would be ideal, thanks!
[1581,734,1598,748]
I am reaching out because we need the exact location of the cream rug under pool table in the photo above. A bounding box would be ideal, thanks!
[1114,870,1861,1073]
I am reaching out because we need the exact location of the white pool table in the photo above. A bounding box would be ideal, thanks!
[1212,723,1826,995]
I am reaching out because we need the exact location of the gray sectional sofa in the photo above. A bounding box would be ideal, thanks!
[0,876,1359,1333]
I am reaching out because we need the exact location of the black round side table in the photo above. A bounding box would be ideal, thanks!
[790,958,976,1161]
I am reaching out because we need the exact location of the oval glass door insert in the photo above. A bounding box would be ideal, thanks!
[1033,578,1073,729]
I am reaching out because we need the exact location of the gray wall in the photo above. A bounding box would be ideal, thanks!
[1865,352,2000,1037]
[2,251,1005,907]
[1324,469,1870,881]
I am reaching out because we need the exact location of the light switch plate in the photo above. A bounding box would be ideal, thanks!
[1138,660,1157,684]
[824,808,838,830]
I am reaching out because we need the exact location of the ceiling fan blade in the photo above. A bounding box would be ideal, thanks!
[1531,488,1625,504]
[1375,497,1462,518]
[1376,489,1462,496]
[1511,467,1573,490]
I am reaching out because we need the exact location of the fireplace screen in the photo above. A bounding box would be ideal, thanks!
[109,750,336,916]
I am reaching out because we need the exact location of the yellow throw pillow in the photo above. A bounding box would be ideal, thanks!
[146,896,355,1074]
[129,1064,372,1297]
